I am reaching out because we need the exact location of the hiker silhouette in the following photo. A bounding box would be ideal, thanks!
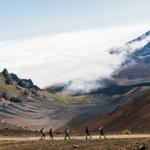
[85,126,92,139]
[49,128,54,140]
[99,127,107,140]
[40,128,45,140]
[64,127,71,140]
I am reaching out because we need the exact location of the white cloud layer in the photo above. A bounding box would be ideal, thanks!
[0,23,150,92]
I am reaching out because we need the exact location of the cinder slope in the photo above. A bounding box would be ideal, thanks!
[75,94,150,133]
[0,69,92,130]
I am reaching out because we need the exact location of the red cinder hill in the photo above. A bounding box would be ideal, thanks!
[74,94,150,133]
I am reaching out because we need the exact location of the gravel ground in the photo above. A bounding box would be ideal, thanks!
[0,137,150,150]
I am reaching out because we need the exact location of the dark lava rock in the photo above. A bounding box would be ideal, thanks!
[10,97,22,103]
[0,92,10,100]
[2,68,9,77]
[1,68,40,91]
[10,73,20,82]
[2,69,12,85]
[138,144,146,150]
[15,77,40,91]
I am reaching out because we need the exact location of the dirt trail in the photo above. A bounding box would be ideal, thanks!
[0,136,150,150]
[0,134,150,141]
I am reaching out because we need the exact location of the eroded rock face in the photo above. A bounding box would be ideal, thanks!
[1,68,40,91]
[2,69,9,77]
[18,79,40,90]
[2,69,12,85]
[10,73,40,90]
[0,69,40,104]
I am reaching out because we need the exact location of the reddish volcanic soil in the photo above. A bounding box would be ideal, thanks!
[75,94,150,133]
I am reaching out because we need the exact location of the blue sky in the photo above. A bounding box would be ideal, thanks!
[0,0,150,40]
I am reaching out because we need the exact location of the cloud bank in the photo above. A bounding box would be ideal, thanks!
[0,23,150,92]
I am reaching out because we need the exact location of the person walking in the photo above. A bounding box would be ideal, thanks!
[49,128,54,140]
[85,126,92,139]
[64,127,71,140]
[99,126,107,140]
[40,128,45,140]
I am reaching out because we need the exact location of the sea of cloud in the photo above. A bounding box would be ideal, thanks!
[0,23,150,92]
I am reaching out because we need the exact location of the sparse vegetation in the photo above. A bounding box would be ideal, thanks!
[0,71,91,106]
[21,90,29,97]
[39,90,93,105]
[122,129,132,135]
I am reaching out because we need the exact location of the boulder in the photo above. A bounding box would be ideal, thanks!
[138,144,146,150]
[10,97,22,103]
[73,145,79,149]
[0,92,10,100]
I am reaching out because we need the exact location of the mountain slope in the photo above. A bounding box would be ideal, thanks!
[56,31,150,132]
[66,85,150,131]
[0,69,92,130]
[112,31,150,85]
[1,30,150,132]
[74,94,150,133]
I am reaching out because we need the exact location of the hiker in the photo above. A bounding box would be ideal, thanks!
[99,126,106,139]
[85,126,92,139]
[49,128,54,140]
[40,128,45,140]
[64,127,71,140]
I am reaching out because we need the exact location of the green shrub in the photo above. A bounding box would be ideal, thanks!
[122,129,132,135]
[21,90,29,97]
